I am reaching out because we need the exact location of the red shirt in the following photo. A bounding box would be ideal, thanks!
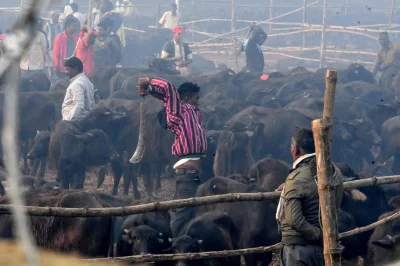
[76,33,95,75]
[53,31,79,73]
[149,78,207,158]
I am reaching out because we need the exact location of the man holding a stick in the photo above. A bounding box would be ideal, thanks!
[276,128,342,266]
[136,77,207,237]
[371,32,400,78]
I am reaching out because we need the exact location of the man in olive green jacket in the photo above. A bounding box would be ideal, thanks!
[277,128,343,266]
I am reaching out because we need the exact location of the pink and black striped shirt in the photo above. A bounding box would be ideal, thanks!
[149,77,207,158]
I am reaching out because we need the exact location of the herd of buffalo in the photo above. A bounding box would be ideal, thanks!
[0,59,400,265]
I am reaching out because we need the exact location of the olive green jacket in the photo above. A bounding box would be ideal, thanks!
[280,156,343,246]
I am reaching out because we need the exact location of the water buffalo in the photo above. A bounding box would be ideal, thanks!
[27,130,50,178]
[196,177,279,266]
[367,210,400,265]
[248,158,290,191]
[49,106,125,189]
[0,190,125,257]
[120,225,168,260]
[169,211,240,266]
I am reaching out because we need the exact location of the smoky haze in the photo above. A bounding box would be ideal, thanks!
[1,0,399,70]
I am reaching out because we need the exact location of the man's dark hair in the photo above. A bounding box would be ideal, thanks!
[64,15,78,29]
[101,0,114,14]
[97,18,113,29]
[70,2,78,12]
[178,82,200,99]
[64,57,83,72]
[292,128,315,154]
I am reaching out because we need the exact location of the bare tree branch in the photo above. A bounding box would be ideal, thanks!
[1,175,400,217]
[1,1,51,266]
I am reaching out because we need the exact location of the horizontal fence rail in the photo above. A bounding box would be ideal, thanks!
[84,209,400,263]
[0,175,399,217]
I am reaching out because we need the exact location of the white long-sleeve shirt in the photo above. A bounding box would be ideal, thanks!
[62,73,95,122]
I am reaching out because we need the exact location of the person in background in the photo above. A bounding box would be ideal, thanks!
[53,15,79,78]
[371,32,400,77]
[63,1,74,18]
[91,0,102,30]
[159,3,179,30]
[276,128,343,266]
[44,11,63,77]
[70,2,87,29]
[116,0,137,17]
[243,23,267,72]
[136,77,207,237]
[101,0,126,47]
[76,26,96,75]
[20,18,48,77]
[93,19,121,67]
[0,32,5,57]
[62,57,95,122]
[161,26,192,76]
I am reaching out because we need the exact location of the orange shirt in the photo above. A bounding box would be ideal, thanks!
[76,33,95,75]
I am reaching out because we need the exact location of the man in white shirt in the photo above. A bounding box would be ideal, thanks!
[91,0,102,30]
[20,19,48,77]
[116,0,137,17]
[159,3,179,30]
[62,57,95,122]
[161,26,193,76]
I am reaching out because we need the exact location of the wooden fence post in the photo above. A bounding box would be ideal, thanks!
[319,0,327,68]
[176,0,180,25]
[269,0,273,32]
[390,0,396,26]
[312,70,342,266]
[87,0,92,29]
[191,0,195,42]
[231,0,237,71]
[302,0,307,47]
[156,0,160,28]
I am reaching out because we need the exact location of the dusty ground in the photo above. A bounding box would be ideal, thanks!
[37,163,176,201]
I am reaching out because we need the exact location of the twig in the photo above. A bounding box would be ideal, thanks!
[197,0,320,44]
[86,243,283,263]
[1,175,400,217]
[1,1,51,266]
[83,209,400,263]
[339,210,400,239]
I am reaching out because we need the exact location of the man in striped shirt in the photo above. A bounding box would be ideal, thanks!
[137,77,207,237]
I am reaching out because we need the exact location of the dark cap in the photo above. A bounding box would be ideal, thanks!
[378,32,389,40]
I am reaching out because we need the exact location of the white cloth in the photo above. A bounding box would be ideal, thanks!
[292,153,316,169]
[161,40,193,61]
[64,5,74,17]
[173,157,201,169]
[161,40,192,76]
[159,11,179,29]
[115,1,123,12]
[91,8,102,29]
[73,12,87,27]
[20,31,47,70]
[62,73,95,122]
[275,153,316,222]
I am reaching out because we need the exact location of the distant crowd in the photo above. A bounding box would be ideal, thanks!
[0,0,182,80]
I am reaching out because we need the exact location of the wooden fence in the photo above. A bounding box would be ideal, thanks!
[0,175,399,263]
[0,175,399,217]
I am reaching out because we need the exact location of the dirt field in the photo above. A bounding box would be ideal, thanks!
[37,163,176,201]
